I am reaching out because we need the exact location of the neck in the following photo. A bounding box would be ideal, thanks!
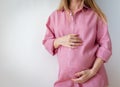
[70,0,82,10]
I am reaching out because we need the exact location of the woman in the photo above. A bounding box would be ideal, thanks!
[42,0,112,87]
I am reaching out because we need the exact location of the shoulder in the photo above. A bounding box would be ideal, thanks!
[85,8,98,18]
[46,9,62,26]
[83,8,99,23]
[87,8,107,24]
[86,8,107,25]
[48,9,63,19]
[47,9,64,24]
[87,9,108,27]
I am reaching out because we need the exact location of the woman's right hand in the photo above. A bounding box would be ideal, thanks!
[54,34,83,49]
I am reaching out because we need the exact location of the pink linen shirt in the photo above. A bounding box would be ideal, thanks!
[42,5,112,87]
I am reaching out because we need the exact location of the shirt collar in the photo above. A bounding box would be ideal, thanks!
[74,4,89,13]
[83,4,90,9]
[64,4,89,16]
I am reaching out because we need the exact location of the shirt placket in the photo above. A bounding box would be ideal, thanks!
[70,12,76,33]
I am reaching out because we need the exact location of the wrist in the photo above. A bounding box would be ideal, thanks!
[54,37,62,48]
[90,58,104,76]
[90,68,98,76]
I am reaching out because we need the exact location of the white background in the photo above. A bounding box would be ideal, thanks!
[0,0,119,87]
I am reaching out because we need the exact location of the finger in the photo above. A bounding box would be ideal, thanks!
[71,76,86,83]
[75,43,82,46]
[70,42,82,46]
[73,75,88,83]
[78,74,87,80]
[66,42,82,48]
[70,37,83,43]
[78,75,89,83]
[69,45,77,49]
[75,71,84,77]
[70,36,81,39]
[79,71,92,83]
[71,78,80,83]
[73,70,92,83]
[75,71,85,75]
[70,34,79,37]
[70,39,82,43]
[67,44,78,48]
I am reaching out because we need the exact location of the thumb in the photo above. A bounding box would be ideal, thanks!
[70,34,79,36]
[75,71,84,77]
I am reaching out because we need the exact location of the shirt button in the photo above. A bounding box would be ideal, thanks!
[70,13,72,16]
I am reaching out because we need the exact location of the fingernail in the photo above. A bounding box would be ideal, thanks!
[80,43,83,45]
[71,79,75,81]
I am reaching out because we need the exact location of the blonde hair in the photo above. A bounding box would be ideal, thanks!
[58,0,107,23]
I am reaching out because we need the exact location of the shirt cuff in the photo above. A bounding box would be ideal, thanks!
[96,47,112,63]
[42,38,58,56]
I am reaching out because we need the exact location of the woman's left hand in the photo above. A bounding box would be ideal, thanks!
[71,69,96,84]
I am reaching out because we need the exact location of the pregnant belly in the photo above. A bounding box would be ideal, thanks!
[57,46,98,73]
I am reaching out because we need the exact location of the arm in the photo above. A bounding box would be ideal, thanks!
[92,16,112,74]
[91,57,104,75]
[71,17,112,84]
[95,17,112,63]
[42,15,58,56]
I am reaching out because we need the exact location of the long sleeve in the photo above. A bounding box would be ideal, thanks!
[96,17,112,63]
[42,15,58,56]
